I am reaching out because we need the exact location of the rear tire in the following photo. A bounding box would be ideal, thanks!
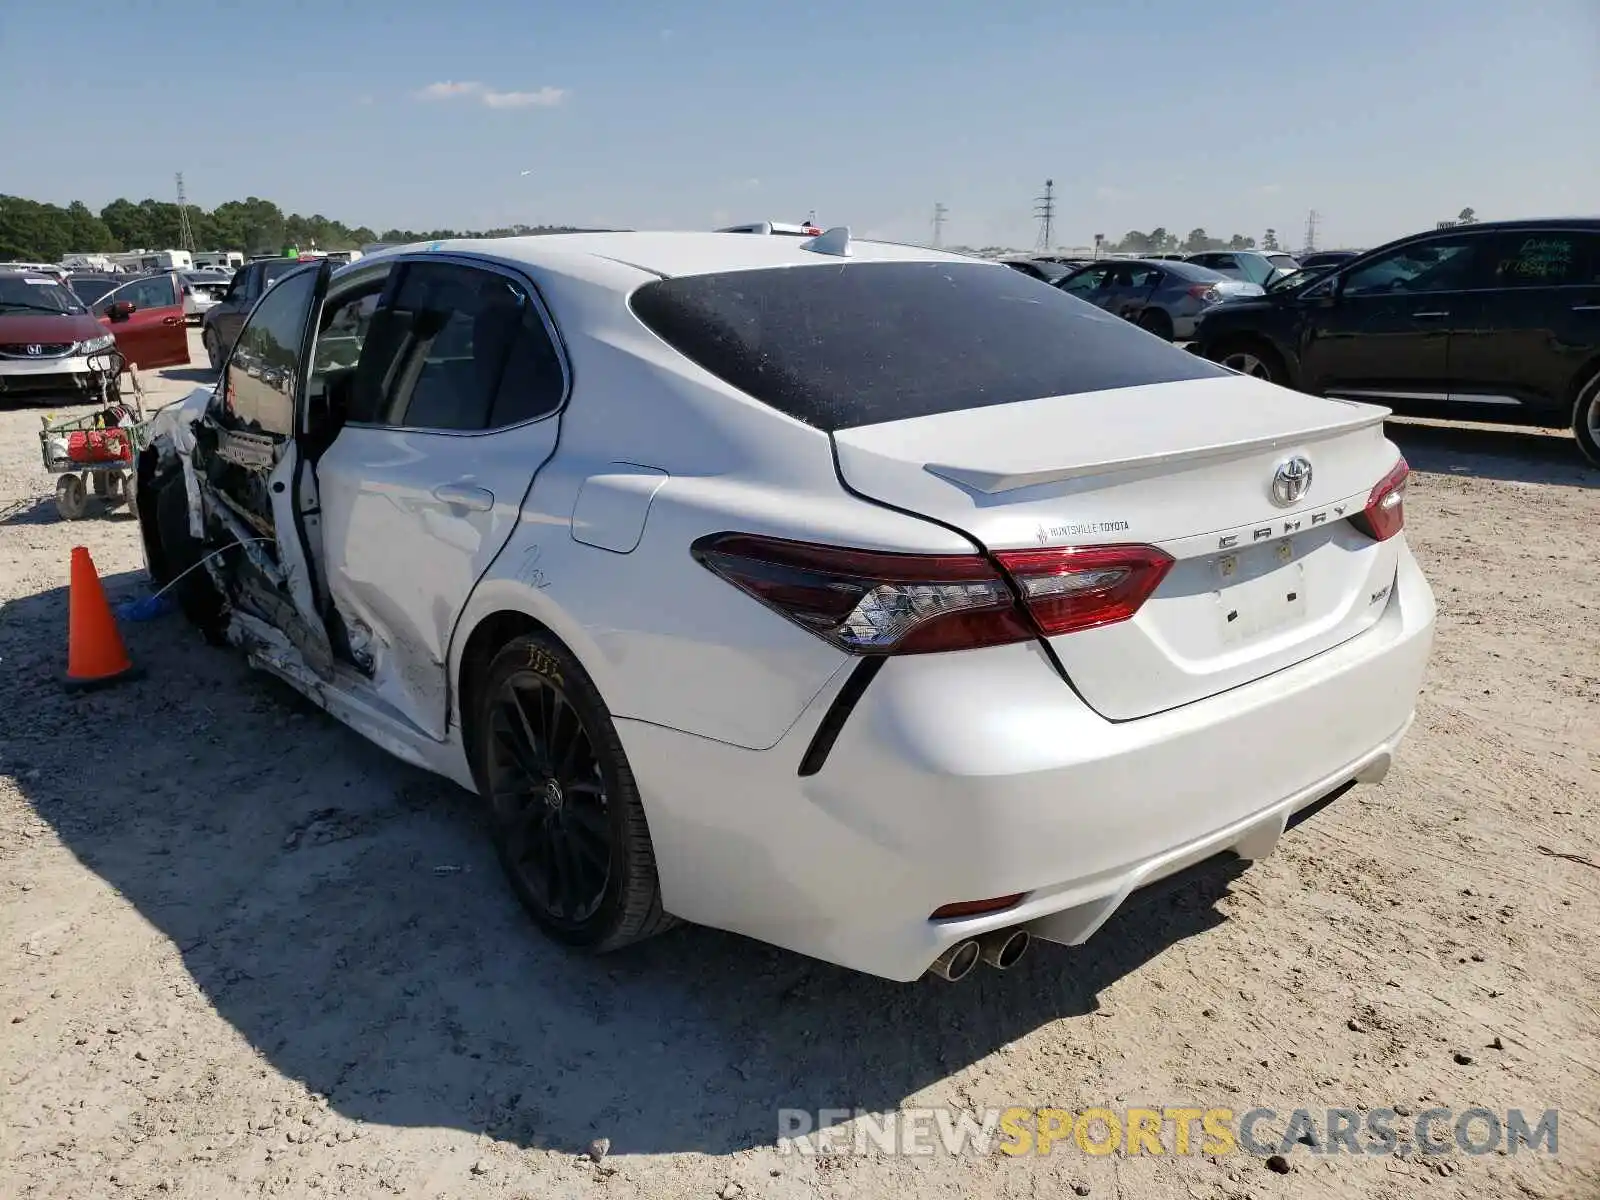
[203,328,223,371]
[1573,370,1600,468]
[472,633,675,952]
[1137,309,1174,341]
[1210,338,1288,385]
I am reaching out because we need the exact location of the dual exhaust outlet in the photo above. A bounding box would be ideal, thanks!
[928,927,1031,982]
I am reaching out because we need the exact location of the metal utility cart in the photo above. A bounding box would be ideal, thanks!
[37,350,149,521]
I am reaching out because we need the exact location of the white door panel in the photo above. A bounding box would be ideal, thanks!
[314,419,556,739]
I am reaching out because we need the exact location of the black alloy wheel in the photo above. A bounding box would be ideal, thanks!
[487,670,613,928]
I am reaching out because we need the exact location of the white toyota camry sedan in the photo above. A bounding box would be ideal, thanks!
[136,229,1435,982]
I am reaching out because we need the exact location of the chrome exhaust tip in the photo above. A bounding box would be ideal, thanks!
[978,928,1031,970]
[928,939,981,982]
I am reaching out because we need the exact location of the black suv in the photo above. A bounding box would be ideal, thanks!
[1191,219,1600,465]
[200,258,313,370]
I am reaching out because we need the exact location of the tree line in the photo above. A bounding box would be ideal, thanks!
[0,193,588,262]
[1114,228,1277,254]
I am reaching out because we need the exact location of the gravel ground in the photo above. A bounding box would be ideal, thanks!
[2,333,1597,1199]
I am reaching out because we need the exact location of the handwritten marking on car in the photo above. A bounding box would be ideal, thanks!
[515,545,552,590]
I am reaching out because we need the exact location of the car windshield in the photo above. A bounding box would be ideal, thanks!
[1267,254,1300,269]
[0,275,88,314]
[1266,266,1333,293]
[1159,260,1228,283]
[630,261,1229,432]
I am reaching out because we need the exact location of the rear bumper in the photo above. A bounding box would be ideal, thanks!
[618,540,1435,981]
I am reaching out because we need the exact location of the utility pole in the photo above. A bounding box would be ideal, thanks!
[1303,209,1320,255]
[1034,179,1055,252]
[931,202,948,248]
[175,172,196,252]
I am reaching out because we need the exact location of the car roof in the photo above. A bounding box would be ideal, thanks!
[353,230,985,284]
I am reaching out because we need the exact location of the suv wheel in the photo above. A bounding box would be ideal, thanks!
[1137,309,1174,341]
[1574,369,1600,468]
[1211,339,1287,385]
[203,328,223,371]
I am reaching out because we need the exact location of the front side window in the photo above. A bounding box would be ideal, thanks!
[1060,265,1112,296]
[1342,236,1485,296]
[221,265,318,438]
[631,261,1228,432]
[108,274,178,310]
[355,262,565,431]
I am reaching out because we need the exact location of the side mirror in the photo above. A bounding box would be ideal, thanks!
[108,300,137,321]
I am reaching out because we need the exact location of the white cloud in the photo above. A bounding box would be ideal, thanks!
[482,87,569,109]
[415,81,568,109]
[416,80,484,100]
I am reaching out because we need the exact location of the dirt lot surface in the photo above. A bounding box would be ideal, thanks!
[2,334,1597,1199]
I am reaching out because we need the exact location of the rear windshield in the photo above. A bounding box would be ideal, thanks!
[1160,260,1228,282]
[1267,254,1299,269]
[629,261,1227,431]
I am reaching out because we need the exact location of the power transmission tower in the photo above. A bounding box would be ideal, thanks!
[1303,209,1321,255]
[1034,179,1055,252]
[931,202,948,248]
[175,172,196,252]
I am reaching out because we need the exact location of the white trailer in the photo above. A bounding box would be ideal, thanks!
[107,249,195,272]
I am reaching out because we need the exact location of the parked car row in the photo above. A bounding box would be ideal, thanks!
[1021,221,1600,466]
[0,267,189,400]
[1190,218,1600,465]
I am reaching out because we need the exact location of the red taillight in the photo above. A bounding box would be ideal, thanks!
[1186,284,1219,303]
[995,544,1174,636]
[1349,457,1409,542]
[692,534,1172,654]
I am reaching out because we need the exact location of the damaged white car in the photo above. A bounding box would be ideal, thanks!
[136,232,1434,982]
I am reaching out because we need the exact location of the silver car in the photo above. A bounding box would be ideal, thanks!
[180,270,232,323]
[1186,249,1301,287]
[1055,258,1263,340]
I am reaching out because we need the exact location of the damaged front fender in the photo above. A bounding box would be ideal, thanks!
[144,386,215,541]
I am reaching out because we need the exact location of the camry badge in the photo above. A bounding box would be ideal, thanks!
[1270,455,1313,507]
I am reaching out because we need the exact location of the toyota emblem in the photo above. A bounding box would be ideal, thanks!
[1270,455,1313,507]
[25,344,43,357]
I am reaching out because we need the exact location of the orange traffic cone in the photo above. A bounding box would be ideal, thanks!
[64,546,142,691]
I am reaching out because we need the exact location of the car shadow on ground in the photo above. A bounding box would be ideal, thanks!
[4,571,1242,1157]
[1385,417,1596,489]
[155,366,217,385]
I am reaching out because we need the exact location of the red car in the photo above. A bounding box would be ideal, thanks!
[87,272,191,370]
[0,269,122,402]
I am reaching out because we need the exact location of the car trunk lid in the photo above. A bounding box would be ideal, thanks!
[832,374,1405,720]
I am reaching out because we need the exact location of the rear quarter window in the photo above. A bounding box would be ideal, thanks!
[629,261,1228,432]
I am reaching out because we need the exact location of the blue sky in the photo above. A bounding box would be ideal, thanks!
[6,0,1597,249]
